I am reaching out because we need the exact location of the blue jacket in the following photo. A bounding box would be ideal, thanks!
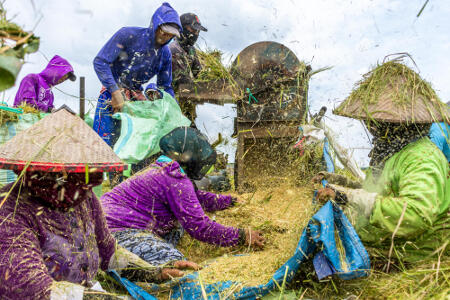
[429,122,450,163]
[93,2,181,97]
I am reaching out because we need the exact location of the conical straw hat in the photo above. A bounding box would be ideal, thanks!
[0,108,127,172]
[334,61,450,124]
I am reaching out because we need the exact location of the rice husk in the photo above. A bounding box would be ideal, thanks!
[177,185,315,287]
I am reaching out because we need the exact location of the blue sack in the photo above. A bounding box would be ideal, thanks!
[148,201,370,300]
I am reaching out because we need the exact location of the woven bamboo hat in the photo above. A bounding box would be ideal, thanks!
[334,61,450,124]
[0,108,127,172]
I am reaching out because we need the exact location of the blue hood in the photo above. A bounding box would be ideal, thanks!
[150,2,182,42]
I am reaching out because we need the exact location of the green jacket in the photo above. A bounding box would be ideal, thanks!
[357,138,449,262]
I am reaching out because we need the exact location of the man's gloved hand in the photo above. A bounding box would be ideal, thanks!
[343,188,377,219]
[111,90,125,113]
[312,171,362,188]
[315,185,348,205]
[317,184,377,220]
[316,187,336,201]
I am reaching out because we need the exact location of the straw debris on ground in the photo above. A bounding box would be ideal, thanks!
[286,256,450,300]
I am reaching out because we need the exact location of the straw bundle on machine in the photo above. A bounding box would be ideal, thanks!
[195,48,243,99]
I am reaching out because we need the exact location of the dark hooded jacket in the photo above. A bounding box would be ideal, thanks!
[93,2,181,97]
[13,55,74,112]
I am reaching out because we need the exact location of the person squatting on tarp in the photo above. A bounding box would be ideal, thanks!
[168,13,208,123]
[0,110,197,300]
[429,100,450,163]
[101,127,265,266]
[92,2,182,147]
[313,62,449,264]
[13,55,76,112]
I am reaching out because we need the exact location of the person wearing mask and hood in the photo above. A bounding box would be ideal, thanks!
[93,2,182,147]
[0,109,196,300]
[101,126,265,266]
[13,55,76,112]
[313,61,449,264]
[167,13,207,123]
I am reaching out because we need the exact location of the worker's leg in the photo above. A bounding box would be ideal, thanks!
[113,229,185,266]
[162,226,184,247]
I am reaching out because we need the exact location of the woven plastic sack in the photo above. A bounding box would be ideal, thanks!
[113,91,191,164]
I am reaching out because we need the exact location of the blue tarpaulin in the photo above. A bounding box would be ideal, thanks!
[140,201,370,299]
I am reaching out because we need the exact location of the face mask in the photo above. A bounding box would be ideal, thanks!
[183,150,216,180]
[180,31,199,48]
[21,172,103,210]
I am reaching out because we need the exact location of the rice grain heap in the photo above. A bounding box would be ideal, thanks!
[177,186,315,287]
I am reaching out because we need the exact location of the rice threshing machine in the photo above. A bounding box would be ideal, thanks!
[178,41,311,192]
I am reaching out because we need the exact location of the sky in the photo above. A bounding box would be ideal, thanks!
[2,0,449,167]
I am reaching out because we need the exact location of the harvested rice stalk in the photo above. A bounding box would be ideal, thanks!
[0,103,43,126]
[177,186,315,287]
[195,48,243,98]
[18,103,42,115]
[196,49,229,82]
[0,108,19,126]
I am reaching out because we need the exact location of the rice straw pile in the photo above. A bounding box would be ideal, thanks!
[177,185,315,287]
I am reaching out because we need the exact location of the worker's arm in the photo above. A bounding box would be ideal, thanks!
[93,27,131,94]
[157,48,175,97]
[195,190,234,212]
[13,75,46,111]
[190,48,202,78]
[0,208,54,299]
[166,178,240,246]
[359,145,448,241]
[90,193,117,271]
